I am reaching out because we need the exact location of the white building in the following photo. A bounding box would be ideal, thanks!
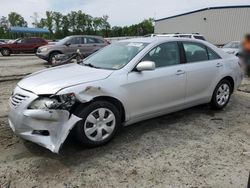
[154,5,250,45]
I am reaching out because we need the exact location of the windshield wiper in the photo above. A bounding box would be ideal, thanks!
[83,63,101,69]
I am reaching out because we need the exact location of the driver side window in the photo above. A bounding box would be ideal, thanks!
[141,42,180,68]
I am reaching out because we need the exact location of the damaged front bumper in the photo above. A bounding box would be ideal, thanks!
[8,86,82,153]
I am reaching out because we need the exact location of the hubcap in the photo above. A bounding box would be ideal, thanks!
[84,108,116,141]
[216,83,230,106]
[3,49,8,55]
[51,56,56,64]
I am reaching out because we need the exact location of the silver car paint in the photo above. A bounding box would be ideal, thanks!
[8,37,243,153]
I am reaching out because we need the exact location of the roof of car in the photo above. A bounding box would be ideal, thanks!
[69,35,104,38]
[119,37,199,43]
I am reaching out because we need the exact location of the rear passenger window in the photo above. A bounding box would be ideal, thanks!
[183,42,208,63]
[207,47,221,60]
[86,37,98,44]
[142,42,180,68]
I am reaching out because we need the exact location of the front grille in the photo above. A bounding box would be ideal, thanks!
[10,93,29,107]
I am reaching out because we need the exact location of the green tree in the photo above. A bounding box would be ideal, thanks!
[45,11,53,33]
[101,15,110,37]
[52,12,63,38]
[31,12,39,28]
[68,11,78,33]
[62,15,70,36]
[93,17,103,34]
[8,12,27,27]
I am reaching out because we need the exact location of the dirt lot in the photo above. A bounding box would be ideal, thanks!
[0,55,250,188]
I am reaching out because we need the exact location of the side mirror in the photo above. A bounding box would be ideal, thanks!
[65,42,71,46]
[136,61,155,71]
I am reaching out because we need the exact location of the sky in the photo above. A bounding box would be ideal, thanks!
[1,0,250,27]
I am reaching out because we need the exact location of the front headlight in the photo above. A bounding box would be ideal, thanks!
[40,47,49,52]
[29,93,76,110]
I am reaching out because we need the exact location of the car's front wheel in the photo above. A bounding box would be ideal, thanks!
[49,52,60,64]
[210,79,232,110]
[74,101,121,147]
[1,48,10,56]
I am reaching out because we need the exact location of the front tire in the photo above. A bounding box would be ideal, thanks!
[1,48,10,56]
[49,52,60,64]
[74,101,121,147]
[210,79,232,110]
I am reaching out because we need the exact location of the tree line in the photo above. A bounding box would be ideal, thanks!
[0,11,154,39]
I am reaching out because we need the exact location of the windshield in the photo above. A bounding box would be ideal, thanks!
[223,42,240,49]
[81,42,148,70]
[56,36,72,45]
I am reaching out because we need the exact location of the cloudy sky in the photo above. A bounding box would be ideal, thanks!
[1,0,249,26]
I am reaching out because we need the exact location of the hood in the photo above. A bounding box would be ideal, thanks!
[39,44,54,49]
[18,63,114,95]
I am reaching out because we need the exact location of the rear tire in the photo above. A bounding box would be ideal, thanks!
[210,79,232,110]
[1,48,10,56]
[73,101,121,147]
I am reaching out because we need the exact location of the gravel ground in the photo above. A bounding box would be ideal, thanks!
[0,55,250,188]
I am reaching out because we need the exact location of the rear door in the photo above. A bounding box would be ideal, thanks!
[26,38,37,52]
[181,41,223,104]
[83,37,106,57]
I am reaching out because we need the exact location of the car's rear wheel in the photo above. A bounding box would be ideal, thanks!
[210,79,232,110]
[1,48,10,56]
[74,101,121,147]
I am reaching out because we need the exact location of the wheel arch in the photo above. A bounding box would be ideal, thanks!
[1,47,12,53]
[220,76,235,93]
[73,96,126,123]
[49,50,63,56]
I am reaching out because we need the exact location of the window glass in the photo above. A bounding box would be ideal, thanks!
[86,37,96,44]
[27,38,37,43]
[183,42,208,63]
[207,47,221,60]
[82,42,148,70]
[142,42,180,68]
[95,38,104,43]
[17,39,27,44]
[68,37,82,44]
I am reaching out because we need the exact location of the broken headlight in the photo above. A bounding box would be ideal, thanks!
[29,93,76,110]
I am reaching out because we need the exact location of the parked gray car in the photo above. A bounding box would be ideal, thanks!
[222,41,241,56]
[36,35,108,63]
[9,37,243,153]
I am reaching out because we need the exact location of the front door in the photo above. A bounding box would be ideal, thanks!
[125,42,186,119]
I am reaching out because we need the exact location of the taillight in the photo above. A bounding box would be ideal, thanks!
[105,40,111,45]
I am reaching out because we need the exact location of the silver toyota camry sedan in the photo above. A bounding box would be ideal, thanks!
[8,37,243,153]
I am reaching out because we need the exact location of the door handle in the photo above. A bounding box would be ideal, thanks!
[77,45,82,47]
[216,63,223,67]
[176,70,185,75]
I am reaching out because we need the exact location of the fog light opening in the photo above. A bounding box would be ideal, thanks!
[32,130,50,136]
